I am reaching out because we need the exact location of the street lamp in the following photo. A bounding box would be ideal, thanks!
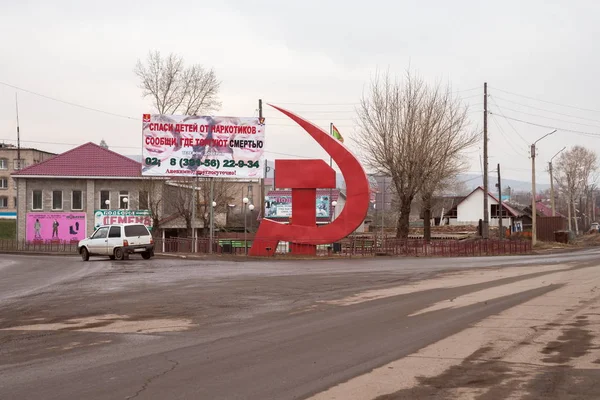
[123,197,128,210]
[104,199,110,209]
[243,197,249,254]
[248,204,255,233]
[531,129,557,246]
[212,201,217,207]
[549,146,566,217]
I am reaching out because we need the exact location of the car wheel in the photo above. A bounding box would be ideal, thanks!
[80,247,89,262]
[141,251,152,260]
[114,247,125,261]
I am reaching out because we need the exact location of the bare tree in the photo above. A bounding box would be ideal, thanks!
[195,179,237,236]
[165,178,195,238]
[134,50,221,115]
[137,178,165,238]
[356,70,479,239]
[554,146,598,232]
[420,161,469,241]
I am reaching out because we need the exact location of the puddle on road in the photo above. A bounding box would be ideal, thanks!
[0,314,196,334]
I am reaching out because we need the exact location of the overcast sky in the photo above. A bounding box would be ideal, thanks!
[1,0,600,184]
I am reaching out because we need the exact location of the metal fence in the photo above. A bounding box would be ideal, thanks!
[0,237,531,257]
[536,216,567,242]
[380,238,531,257]
[153,237,532,257]
[0,239,79,253]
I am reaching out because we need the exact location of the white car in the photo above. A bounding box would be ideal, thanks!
[78,223,155,261]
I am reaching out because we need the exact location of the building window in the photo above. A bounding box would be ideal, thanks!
[0,177,7,189]
[72,190,83,210]
[52,190,63,210]
[32,190,42,210]
[119,191,129,209]
[13,159,25,170]
[139,191,149,210]
[491,204,509,218]
[0,159,7,170]
[0,197,7,208]
[100,190,110,209]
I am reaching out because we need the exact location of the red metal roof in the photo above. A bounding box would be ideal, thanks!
[536,201,564,218]
[12,142,141,178]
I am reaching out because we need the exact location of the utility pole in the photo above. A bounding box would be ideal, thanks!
[531,130,556,246]
[381,176,385,239]
[549,147,565,217]
[15,94,20,169]
[209,177,214,254]
[15,93,20,242]
[549,161,555,217]
[531,144,537,245]
[259,99,265,221]
[497,164,503,239]
[482,82,489,239]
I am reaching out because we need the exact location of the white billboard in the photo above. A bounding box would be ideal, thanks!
[142,114,265,178]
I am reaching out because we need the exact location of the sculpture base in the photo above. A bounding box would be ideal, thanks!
[289,243,316,256]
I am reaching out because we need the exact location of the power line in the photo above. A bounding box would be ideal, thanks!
[265,100,358,106]
[488,96,529,145]
[452,86,481,94]
[266,89,482,107]
[460,93,481,100]
[0,137,139,150]
[491,104,600,130]
[0,81,140,121]
[490,86,600,114]
[490,116,528,158]
[489,113,600,138]
[492,95,600,124]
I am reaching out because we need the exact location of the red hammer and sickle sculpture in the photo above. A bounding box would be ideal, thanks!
[249,105,370,256]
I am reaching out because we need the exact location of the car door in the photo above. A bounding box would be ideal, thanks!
[107,226,123,255]
[88,226,109,255]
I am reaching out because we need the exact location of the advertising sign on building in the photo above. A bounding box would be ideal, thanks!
[26,212,87,243]
[265,195,331,219]
[141,114,265,179]
[94,210,153,230]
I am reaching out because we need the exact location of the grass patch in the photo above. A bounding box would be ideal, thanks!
[0,219,16,239]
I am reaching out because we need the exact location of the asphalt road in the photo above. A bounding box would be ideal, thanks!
[1,251,600,399]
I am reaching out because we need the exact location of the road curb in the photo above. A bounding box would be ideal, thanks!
[0,251,78,257]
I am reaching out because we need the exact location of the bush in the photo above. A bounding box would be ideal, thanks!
[0,220,16,239]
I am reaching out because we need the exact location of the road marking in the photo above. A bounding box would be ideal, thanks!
[321,264,570,307]
[307,265,600,400]
[0,314,197,334]
[408,270,568,316]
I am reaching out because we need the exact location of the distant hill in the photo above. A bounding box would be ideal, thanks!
[458,174,550,193]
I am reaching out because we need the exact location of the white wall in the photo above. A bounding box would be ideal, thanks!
[456,189,512,226]
[449,218,512,227]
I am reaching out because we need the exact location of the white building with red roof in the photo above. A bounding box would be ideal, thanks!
[443,186,522,228]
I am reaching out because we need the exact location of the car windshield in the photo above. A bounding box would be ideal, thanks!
[124,225,150,237]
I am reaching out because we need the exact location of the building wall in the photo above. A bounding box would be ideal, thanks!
[0,148,55,217]
[456,190,508,223]
[16,177,150,241]
[453,189,514,227]
[449,218,512,227]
